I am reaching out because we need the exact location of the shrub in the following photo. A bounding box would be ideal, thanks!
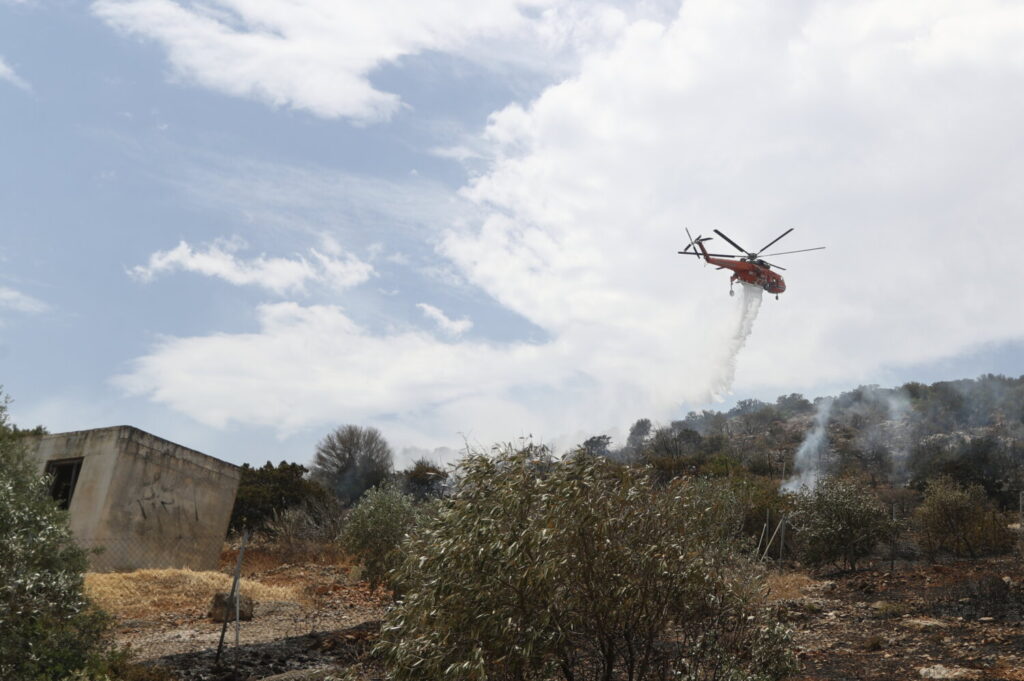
[340,484,422,589]
[913,476,1014,559]
[789,477,895,570]
[378,445,794,681]
[229,460,333,534]
[260,495,347,563]
[0,394,110,680]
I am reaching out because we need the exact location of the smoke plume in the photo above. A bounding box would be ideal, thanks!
[708,283,763,401]
[782,397,834,492]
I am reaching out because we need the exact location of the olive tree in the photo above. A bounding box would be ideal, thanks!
[310,425,393,506]
[378,445,794,681]
[0,393,109,680]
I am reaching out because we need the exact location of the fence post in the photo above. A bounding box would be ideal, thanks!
[778,514,786,567]
[890,503,897,572]
[1018,491,1023,556]
[216,530,249,666]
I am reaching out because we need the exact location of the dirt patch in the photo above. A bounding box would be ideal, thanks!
[767,572,816,601]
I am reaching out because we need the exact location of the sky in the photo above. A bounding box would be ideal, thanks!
[2,0,1024,469]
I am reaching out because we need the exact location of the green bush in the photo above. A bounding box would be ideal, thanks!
[229,460,334,534]
[789,477,895,570]
[378,445,794,681]
[913,476,1014,559]
[0,394,110,680]
[340,484,422,589]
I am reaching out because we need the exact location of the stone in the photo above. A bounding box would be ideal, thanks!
[918,664,981,680]
[209,591,254,622]
[904,617,949,630]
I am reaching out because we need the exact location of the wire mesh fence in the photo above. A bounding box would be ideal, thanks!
[79,533,227,572]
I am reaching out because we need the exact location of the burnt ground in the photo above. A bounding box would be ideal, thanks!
[151,620,382,681]
[124,557,1024,681]
[783,557,1024,681]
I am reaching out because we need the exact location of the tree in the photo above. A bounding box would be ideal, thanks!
[580,434,612,458]
[229,460,333,533]
[311,425,393,506]
[775,393,813,416]
[0,392,109,680]
[379,445,794,681]
[908,435,1023,508]
[399,458,448,501]
[625,417,652,452]
[642,426,703,483]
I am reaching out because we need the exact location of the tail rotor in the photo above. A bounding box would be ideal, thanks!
[679,228,714,258]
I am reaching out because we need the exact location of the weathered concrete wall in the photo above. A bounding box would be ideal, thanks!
[27,426,240,572]
[29,427,121,542]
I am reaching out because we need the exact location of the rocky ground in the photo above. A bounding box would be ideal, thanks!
[782,557,1024,681]
[112,556,1024,681]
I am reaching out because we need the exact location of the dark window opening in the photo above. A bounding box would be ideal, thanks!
[45,458,83,510]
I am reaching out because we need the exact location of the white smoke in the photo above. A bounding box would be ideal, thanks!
[782,397,834,492]
[708,283,763,401]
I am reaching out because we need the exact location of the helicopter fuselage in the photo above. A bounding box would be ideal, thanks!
[704,256,786,295]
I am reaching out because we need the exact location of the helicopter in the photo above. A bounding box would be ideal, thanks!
[678,228,824,298]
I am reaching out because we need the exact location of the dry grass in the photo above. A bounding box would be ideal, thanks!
[765,571,815,601]
[220,543,351,575]
[85,569,307,619]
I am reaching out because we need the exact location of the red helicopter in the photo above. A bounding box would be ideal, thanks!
[678,228,824,298]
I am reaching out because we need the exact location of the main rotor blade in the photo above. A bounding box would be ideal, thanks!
[761,261,787,271]
[756,228,793,255]
[677,251,742,258]
[759,246,826,257]
[713,229,748,254]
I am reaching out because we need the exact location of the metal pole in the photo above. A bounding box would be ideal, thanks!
[755,512,769,558]
[762,517,785,562]
[216,530,248,666]
[778,514,786,567]
[890,503,897,572]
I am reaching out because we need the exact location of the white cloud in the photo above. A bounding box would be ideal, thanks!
[90,0,676,123]
[417,302,473,336]
[0,56,30,90]
[113,302,579,437]
[129,237,374,294]
[0,286,48,314]
[119,1,1024,450]
[447,0,1024,395]
[91,0,552,122]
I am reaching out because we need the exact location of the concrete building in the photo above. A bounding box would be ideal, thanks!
[27,426,240,572]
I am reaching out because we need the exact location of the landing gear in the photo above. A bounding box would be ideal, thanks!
[775,294,779,300]
[729,288,735,297]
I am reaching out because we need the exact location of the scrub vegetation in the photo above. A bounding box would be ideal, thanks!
[3,374,1024,679]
